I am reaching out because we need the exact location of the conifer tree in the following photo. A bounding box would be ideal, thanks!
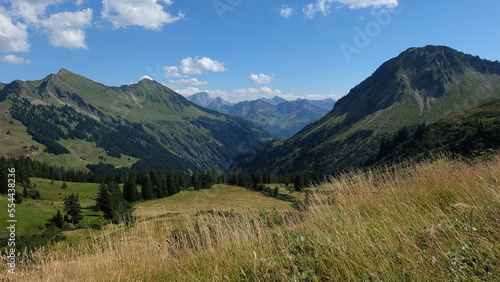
[50,210,65,228]
[96,183,112,218]
[123,177,139,203]
[141,173,155,200]
[63,193,83,225]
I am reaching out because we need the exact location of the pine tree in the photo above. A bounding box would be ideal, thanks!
[50,210,65,228]
[96,183,112,218]
[63,193,83,225]
[123,177,139,203]
[141,173,155,200]
[23,186,29,198]
[14,191,23,204]
[272,187,279,197]
[97,182,134,223]
[294,173,305,191]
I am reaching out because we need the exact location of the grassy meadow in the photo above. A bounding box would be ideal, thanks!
[1,155,498,281]
[0,178,102,235]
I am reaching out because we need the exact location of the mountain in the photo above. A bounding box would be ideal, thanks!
[261,96,287,105]
[186,92,213,108]
[0,69,269,171]
[187,92,233,113]
[305,98,336,111]
[232,99,330,139]
[234,45,500,174]
[187,94,335,139]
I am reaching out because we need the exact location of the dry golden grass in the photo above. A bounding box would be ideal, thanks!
[3,156,499,281]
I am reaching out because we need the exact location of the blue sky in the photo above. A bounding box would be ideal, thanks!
[0,0,499,102]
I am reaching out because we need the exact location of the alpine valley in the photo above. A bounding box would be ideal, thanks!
[234,45,500,174]
[2,45,500,281]
[0,69,270,171]
[187,92,335,139]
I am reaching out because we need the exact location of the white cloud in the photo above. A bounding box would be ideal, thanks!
[174,87,203,96]
[249,73,273,84]
[336,0,398,9]
[169,78,208,87]
[303,0,397,19]
[0,54,33,64]
[41,9,92,49]
[102,0,184,30]
[75,0,85,5]
[140,75,153,81]
[303,0,331,19]
[162,66,186,78]
[280,5,293,18]
[9,0,61,23]
[0,7,30,52]
[180,57,226,75]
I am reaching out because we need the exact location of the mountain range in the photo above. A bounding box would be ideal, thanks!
[1,45,498,175]
[234,45,500,174]
[0,69,269,171]
[187,93,335,139]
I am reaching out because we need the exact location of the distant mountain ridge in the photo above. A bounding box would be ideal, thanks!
[187,93,335,139]
[187,92,234,113]
[0,69,269,171]
[234,45,500,174]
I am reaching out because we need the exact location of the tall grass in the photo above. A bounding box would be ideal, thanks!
[3,156,499,281]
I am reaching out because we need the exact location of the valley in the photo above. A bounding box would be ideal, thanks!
[1,45,499,281]
[187,92,335,139]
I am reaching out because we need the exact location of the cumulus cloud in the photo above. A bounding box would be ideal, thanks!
[180,57,226,75]
[9,0,61,23]
[41,9,93,49]
[1,1,94,50]
[163,56,226,80]
[169,78,208,87]
[162,66,186,78]
[280,5,293,18]
[102,0,184,30]
[173,87,203,96]
[249,73,273,84]
[0,7,30,52]
[304,0,397,19]
[0,54,33,64]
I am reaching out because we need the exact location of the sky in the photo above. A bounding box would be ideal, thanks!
[0,0,499,103]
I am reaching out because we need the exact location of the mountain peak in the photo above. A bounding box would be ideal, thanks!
[57,68,70,75]
[187,92,215,108]
[235,46,500,174]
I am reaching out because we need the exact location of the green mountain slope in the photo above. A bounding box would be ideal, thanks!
[234,45,500,174]
[0,69,269,171]
[374,98,500,164]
